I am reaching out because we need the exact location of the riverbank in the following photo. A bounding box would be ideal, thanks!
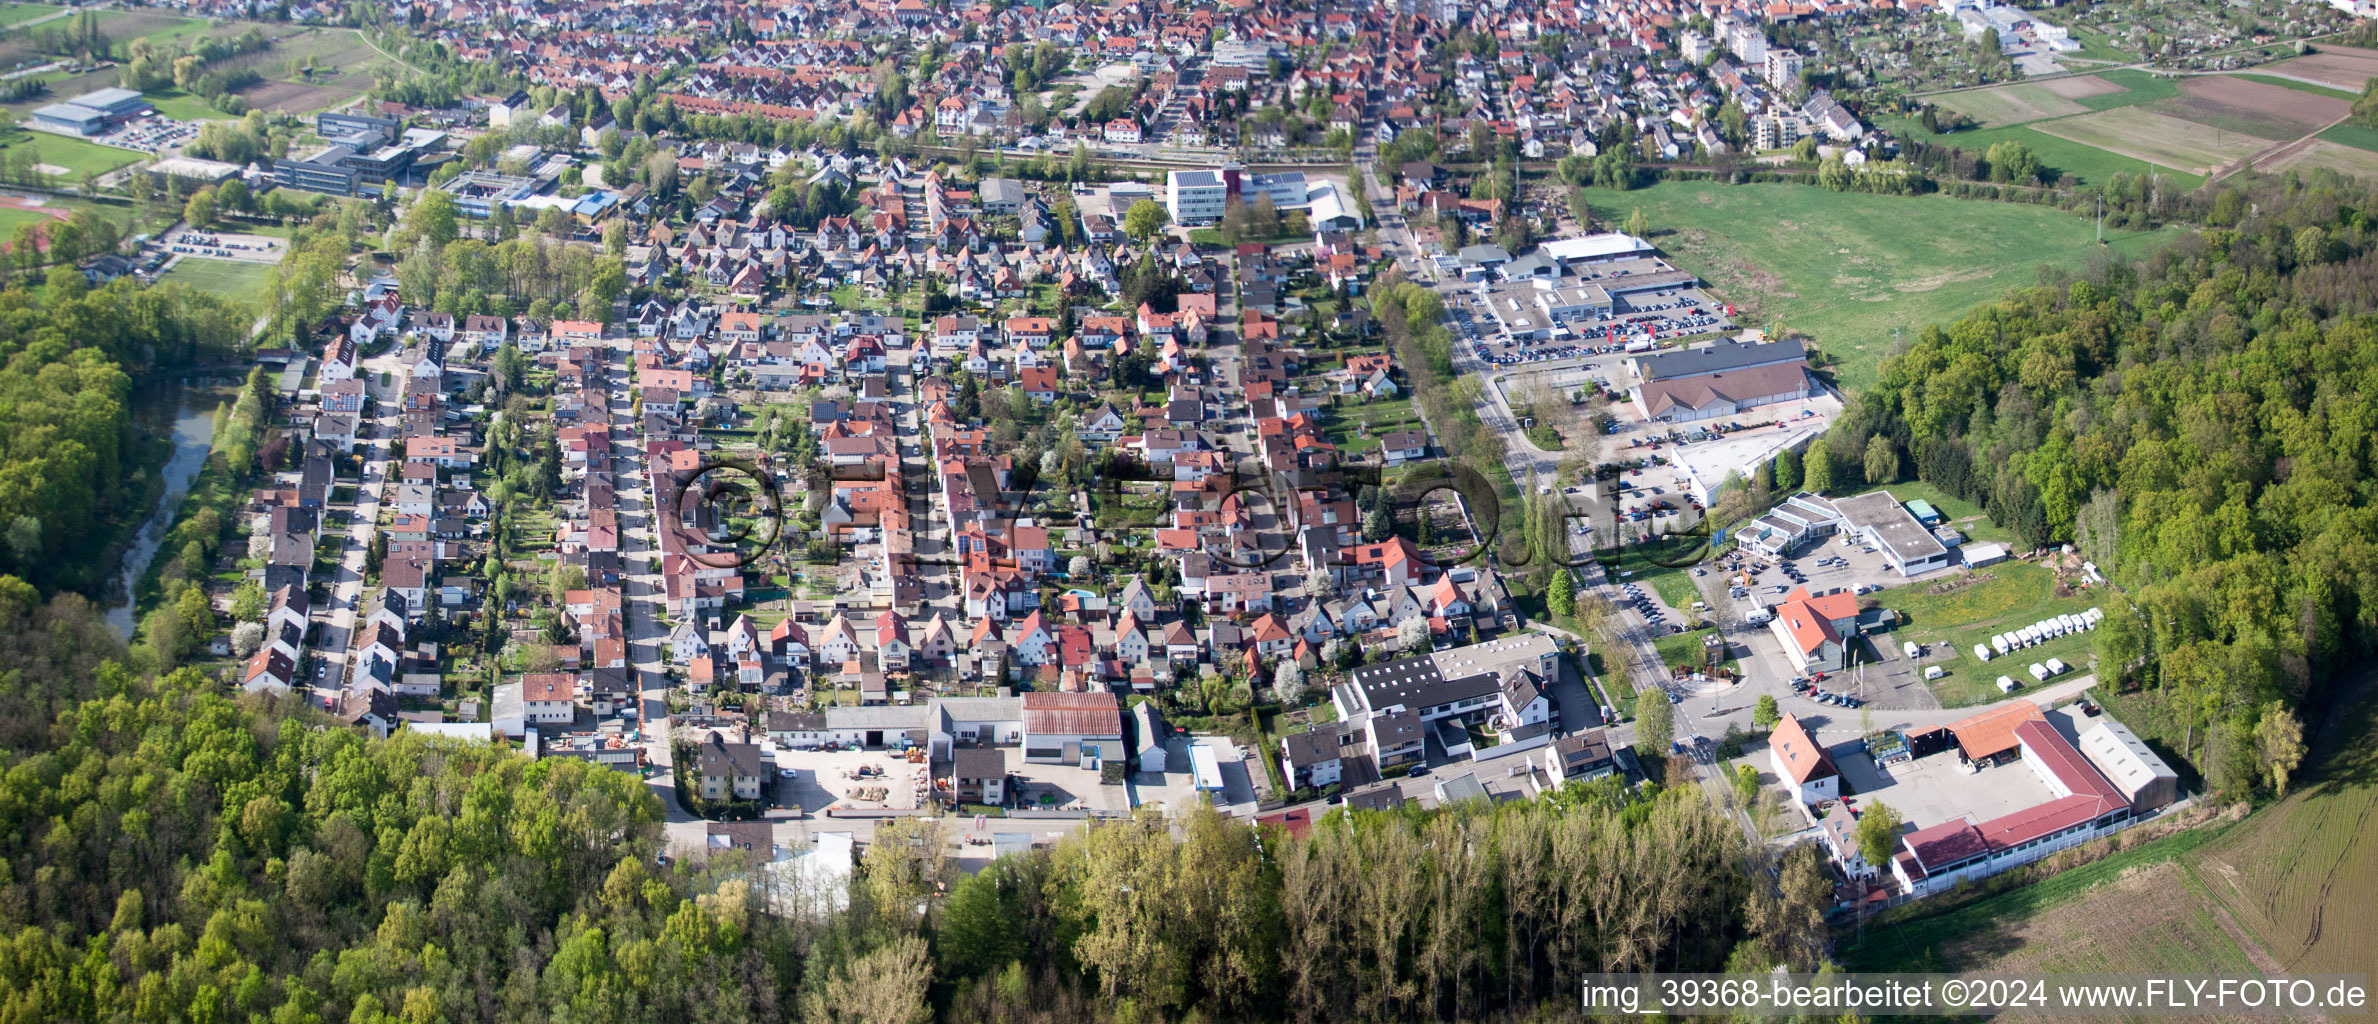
[103,381,231,636]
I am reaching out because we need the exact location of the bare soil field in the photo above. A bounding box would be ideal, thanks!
[237,79,359,115]
[2032,107,2266,176]
[1937,861,2262,975]
[2039,74,2127,99]
[2256,137,2378,179]
[1935,82,2091,127]
[2261,45,2378,91]
[2147,76,2347,141]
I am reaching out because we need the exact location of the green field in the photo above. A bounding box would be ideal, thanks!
[95,10,214,48]
[0,2,58,27]
[160,258,273,303]
[1581,181,2169,392]
[2317,122,2378,153]
[0,128,142,177]
[1872,560,2102,705]
[2071,69,2184,111]
[141,88,226,121]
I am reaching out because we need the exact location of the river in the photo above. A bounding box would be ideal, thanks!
[105,382,229,638]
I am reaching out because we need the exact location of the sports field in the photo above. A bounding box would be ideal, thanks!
[1575,181,2166,392]
[0,128,141,177]
[160,257,272,303]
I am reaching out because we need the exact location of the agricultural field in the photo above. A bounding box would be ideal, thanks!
[1932,81,2094,127]
[2255,43,2378,92]
[1912,68,2368,184]
[2257,138,2378,178]
[2317,121,2378,152]
[2184,673,2378,975]
[229,28,402,115]
[2030,107,2269,177]
[1871,560,2104,706]
[1839,823,2255,973]
[2145,76,2347,140]
[1575,181,2168,392]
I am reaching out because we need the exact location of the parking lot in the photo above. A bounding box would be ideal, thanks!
[768,746,928,812]
[1453,283,1736,366]
[98,114,200,153]
[161,229,285,264]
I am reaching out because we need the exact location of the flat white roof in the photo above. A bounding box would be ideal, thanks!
[1541,232,1654,263]
[1191,742,1226,790]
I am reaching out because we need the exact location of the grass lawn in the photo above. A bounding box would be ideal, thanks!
[2316,122,2378,153]
[1328,394,1423,455]
[1615,558,1704,614]
[1651,624,1719,672]
[141,88,228,121]
[98,11,213,47]
[2061,29,2141,64]
[0,128,143,177]
[1581,180,2171,392]
[0,2,58,27]
[1871,560,2102,706]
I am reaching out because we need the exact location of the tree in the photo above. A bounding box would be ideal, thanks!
[2256,702,2306,796]
[1547,568,1576,618]
[800,935,936,1024]
[1623,207,1649,238]
[1306,566,1336,599]
[1122,199,1170,241]
[1633,686,1674,753]
[1322,636,1357,669]
[1396,615,1430,651]
[1272,661,1305,705]
[1752,694,1781,731]
[412,187,460,246]
[1855,802,1904,869]
[229,620,264,657]
[1773,448,1802,493]
[183,188,217,229]
[1067,554,1093,579]
[1862,435,1900,486]
[1803,440,1836,494]
[230,581,266,622]
[1360,501,1393,542]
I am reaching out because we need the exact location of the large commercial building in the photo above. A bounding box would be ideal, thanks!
[1628,338,1817,424]
[30,87,151,136]
[1166,169,1230,225]
[1892,716,2137,897]
[1831,491,1952,576]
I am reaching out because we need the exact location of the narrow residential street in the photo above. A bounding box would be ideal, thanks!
[312,348,408,707]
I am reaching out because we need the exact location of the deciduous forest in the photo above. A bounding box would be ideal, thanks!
[1812,169,2378,796]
